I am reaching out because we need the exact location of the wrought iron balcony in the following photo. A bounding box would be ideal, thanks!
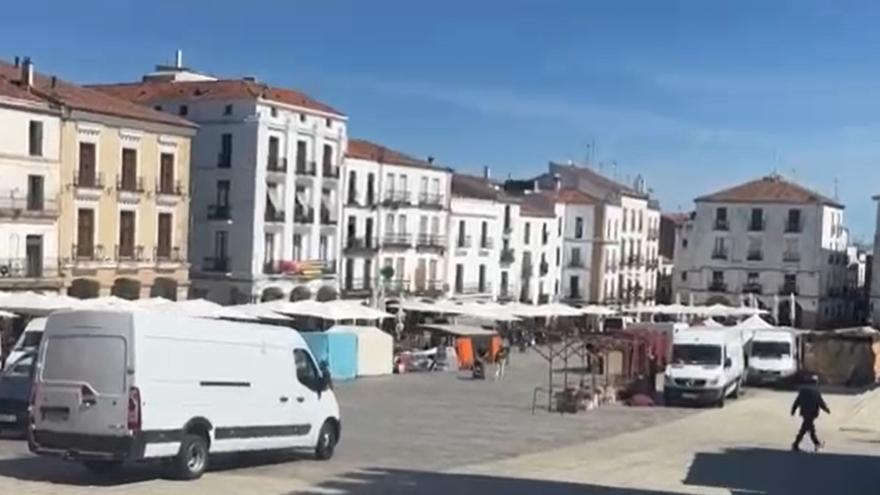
[382,233,413,249]
[267,156,287,172]
[742,282,763,294]
[294,207,314,224]
[322,164,340,179]
[382,190,412,207]
[417,234,446,250]
[500,248,515,264]
[708,281,728,292]
[295,160,317,176]
[207,205,231,220]
[418,192,444,209]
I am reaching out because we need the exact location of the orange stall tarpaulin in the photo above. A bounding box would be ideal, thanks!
[456,337,474,369]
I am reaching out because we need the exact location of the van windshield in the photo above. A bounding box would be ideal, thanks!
[672,344,722,366]
[19,331,43,349]
[752,341,791,358]
[42,335,126,395]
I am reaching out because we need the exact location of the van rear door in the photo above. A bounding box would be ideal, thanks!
[35,333,129,437]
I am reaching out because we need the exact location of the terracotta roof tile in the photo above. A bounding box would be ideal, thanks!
[520,194,556,218]
[546,188,598,205]
[550,162,646,198]
[0,60,194,128]
[451,173,514,201]
[662,212,692,225]
[90,79,343,117]
[696,175,842,208]
[0,75,44,103]
[346,139,445,171]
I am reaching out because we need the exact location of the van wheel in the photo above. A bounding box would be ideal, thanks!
[83,460,122,475]
[315,420,338,461]
[715,395,725,408]
[172,434,209,480]
[732,379,743,399]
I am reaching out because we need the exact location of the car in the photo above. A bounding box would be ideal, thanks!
[0,352,36,436]
[29,310,340,480]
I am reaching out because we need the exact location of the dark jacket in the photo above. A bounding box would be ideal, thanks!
[791,386,830,419]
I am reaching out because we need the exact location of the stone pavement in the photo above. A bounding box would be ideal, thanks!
[2,352,879,494]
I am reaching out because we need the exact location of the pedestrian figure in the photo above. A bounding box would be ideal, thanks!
[494,346,508,381]
[791,374,830,452]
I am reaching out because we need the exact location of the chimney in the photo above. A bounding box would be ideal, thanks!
[13,56,19,68]
[553,173,561,191]
[50,76,57,89]
[21,57,33,88]
[533,180,540,193]
[175,49,183,69]
[483,166,490,179]
[427,156,435,164]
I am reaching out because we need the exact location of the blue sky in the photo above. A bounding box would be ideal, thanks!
[3,0,880,239]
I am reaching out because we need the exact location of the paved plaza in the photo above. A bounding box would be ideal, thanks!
[1,351,879,494]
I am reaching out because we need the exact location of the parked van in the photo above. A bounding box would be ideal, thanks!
[747,329,801,386]
[5,317,46,369]
[664,327,746,407]
[29,310,340,479]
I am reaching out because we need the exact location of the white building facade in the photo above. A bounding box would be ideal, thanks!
[93,61,347,303]
[674,174,850,329]
[341,139,451,299]
[0,84,62,292]
[529,162,661,306]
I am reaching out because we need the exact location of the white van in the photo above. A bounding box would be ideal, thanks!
[664,327,746,407]
[5,317,47,369]
[748,329,800,386]
[29,310,340,480]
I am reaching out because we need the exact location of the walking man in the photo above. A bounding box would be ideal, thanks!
[791,374,830,452]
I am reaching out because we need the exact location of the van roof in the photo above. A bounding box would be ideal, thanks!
[753,329,796,342]
[674,327,741,345]
[45,309,306,348]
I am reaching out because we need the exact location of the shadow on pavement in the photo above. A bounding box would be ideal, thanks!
[291,468,685,495]
[0,450,310,486]
[684,447,880,494]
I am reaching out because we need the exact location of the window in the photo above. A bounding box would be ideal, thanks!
[681,272,687,282]
[682,238,688,249]
[154,105,162,111]
[366,173,375,204]
[458,220,467,248]
[78,142,97,186]
[178,105,188,116]
[160,153,175,193]
[556,247,561,266]
[397,214,406,234]
[622,209,628,232]
[571,247,581,267]
[28,120,43,157]
[419,215,428,235]
[224,104,233,115]
[326,118,332,128]
[747,237,762,260]
[398,174,408,193]
[638,211,643,232]
[558,218,562,236]
[455,264,464,293]
[294,349,320,390]
[219,133,232,168]
[296,141,307,171]
[118,210,136,258]
[386,173,395,194]
[750,208,764,231]
[347,171,357,204]
[322,144,333,170]
[712,237,727,259]
[712,271,724,284]
[420,176,429,195]
[787,209,801,232]
[747,272,759,285]
[216,180,230,207]
[270,106,279,118]
[524,222,531,244]
[157,213,172,258]
[542,223,549,245]
[27,175,44,211]
[570,275,580,298]
[784,273,797,292]
[575,217,584,239]
[478,265,487,292]
[715,207,728,230]
[480,221,488,248]
[784,238,799,261]
[121,148,137,191]
[268,136,280,168]
[385,214,395,235]
[299,113,306,123]
[363,259,373,288]
[76,208,95,257]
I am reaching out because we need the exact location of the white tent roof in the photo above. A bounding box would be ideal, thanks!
[700,318,724,328]
[736,314,774,330]
[322,300,393,320]
[77,296,141,310]
[421,324,497,337]
[580,305,618,316]
[156,298,259,321]
[0,291,77,315]
[227,303,293,320]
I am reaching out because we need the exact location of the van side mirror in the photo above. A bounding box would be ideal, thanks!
[724,357,732,369]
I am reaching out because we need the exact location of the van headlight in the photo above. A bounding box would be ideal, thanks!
[707,377,720,386]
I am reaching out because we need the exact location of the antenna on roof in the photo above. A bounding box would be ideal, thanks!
[833,177,839,201]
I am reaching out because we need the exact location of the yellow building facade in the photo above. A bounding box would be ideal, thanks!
[58,115,195,299]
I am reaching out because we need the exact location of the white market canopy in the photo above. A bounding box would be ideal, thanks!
[735,314,775,330]
[152,298,259,321]
[421,324,497,337]
[270,299,392,321]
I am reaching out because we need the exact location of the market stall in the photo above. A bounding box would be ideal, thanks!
[301,331,358,381]
[327,325,393,377]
